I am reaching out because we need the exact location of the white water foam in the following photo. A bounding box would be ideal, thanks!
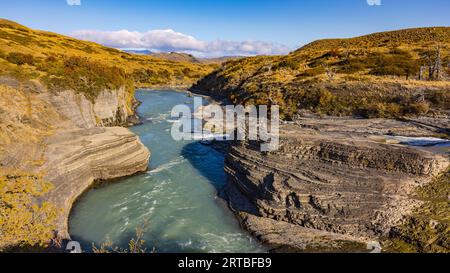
[147,156,187,175]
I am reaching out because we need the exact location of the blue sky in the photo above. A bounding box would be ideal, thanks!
[1,0,450,57]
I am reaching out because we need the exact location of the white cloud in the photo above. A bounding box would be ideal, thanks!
[71,29,291,58]
[67,0,81,6]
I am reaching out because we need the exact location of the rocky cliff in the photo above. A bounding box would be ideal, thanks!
[43,127,150,239]
[223,118,449,252]
[39,87,139,128]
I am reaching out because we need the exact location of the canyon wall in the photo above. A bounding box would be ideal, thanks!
[43,127,150,239]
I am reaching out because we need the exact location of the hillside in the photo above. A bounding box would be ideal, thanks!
[0,19,157,249]
[192,27,450,119]
[0,19,214,99]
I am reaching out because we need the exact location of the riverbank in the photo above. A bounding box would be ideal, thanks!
[221,117,449,252]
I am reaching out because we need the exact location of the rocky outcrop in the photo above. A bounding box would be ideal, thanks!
[0,76,140,129]
[42,127,150,239]
[223,118,449,252]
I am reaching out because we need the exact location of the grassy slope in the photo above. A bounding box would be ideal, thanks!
[0,19,215,100]
[192,27,450,119]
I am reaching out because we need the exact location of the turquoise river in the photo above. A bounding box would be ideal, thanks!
[69,90,265,253]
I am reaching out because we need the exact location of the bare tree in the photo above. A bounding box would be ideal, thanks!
[432,45,443,80]
[419,66,427,81]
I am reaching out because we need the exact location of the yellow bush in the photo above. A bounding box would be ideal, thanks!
[0,171,58,250]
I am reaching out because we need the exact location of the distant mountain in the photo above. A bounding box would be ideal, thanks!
[198,56,245,65]
[123,49,245,65]
[122,49,154,55]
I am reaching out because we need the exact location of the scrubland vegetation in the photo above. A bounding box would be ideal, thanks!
[0,19,214,100]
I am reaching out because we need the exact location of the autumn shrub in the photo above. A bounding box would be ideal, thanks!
[357,102,403,118]
[299,66,326,77]
[403,102,430,115]
[6,52,34,66]
[297,88,339,115]
[132,68,157,84]
[182,67,197,78]
[427,90,450,110]
[369,50,420,79]
[92,227,148,254]
[338,58,367,74]
[158,69,172,79]
[0,30,35,46]
[41,56,132,101]
[274,58,300,70]
[0,171,58,250]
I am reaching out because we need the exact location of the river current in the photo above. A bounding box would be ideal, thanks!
[69,90,265,253]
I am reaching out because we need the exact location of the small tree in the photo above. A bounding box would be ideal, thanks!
[92,227,150,254]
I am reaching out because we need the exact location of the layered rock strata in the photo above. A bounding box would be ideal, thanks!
[43,127,150,239]
[223,118,449,252]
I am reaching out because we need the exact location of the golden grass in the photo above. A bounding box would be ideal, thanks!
[0,18,215,98]
[0,84,57,149]
[192,27,450,119]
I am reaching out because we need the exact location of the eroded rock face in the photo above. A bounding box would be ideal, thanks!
[224,118,449,252]
[42,127,150,239]
[39,87,137,128]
